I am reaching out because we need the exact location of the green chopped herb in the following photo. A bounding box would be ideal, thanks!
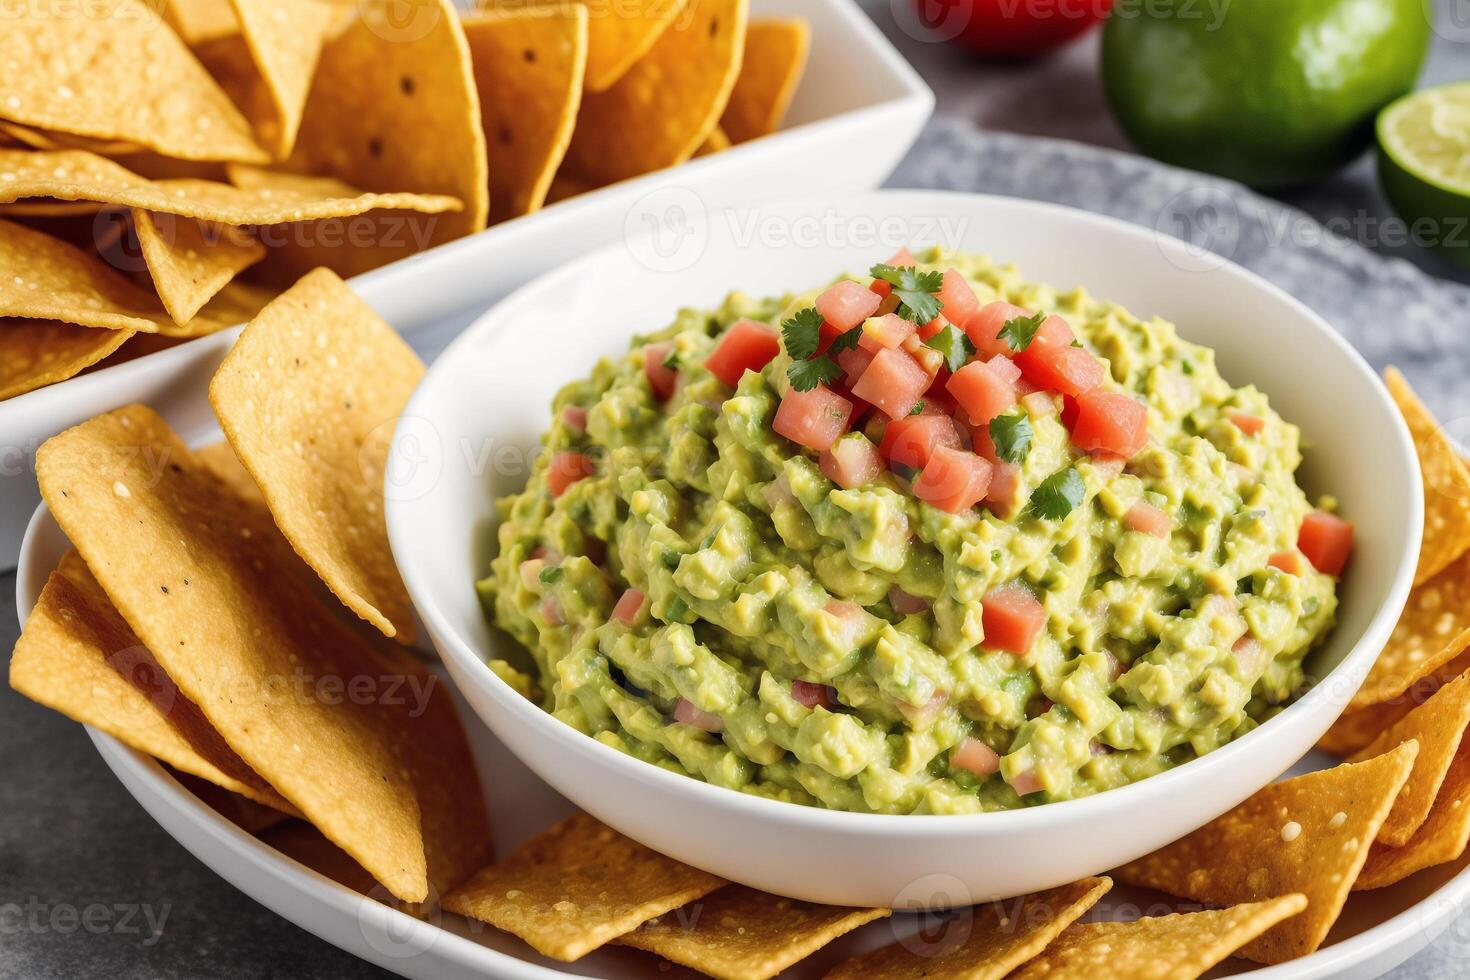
[989,413,1033,464]
[661,348,680,370]
[869,263,944,324]
[538,566,564,585]
[997,312,1046,352]
[1181,359,1195,376]
[787,355,843,392]
[909,400,926,416]
[780,307,824,360]
[829,325,863,354]
[665,595,691,623]
[924,322,976,372]
[991,549,1002,563]
[1029,467,1084,520]
[660,549,682,571]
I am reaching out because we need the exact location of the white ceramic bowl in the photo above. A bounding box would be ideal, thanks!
[387,190,1421,908]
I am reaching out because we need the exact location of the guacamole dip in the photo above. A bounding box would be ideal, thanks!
[477,247,1350,814]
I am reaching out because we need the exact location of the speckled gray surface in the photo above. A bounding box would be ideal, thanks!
[8,2,1470,977]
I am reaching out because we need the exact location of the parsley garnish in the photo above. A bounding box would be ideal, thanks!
[909,400,926,416]
[997,312,1046,352]
[781,307,824,360]
[829,325,862,354]
[989,413,1033,464]
[787,356,843,392]
[924,323,976,372]
[665,595,692,623]
[1029,467,1084,520]
[869,264,943,324]
[538,566,564,585]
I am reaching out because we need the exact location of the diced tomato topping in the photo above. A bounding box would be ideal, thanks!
[913,446,992,513]
[610,588,645,625]
[548,451,595,496]
[791,680,839,710]
[897,692,949,728]
[1124,501,1170,538]
[643,343,678,400]
[816,280,882,332]
[673,698,724,733]
[1060,394,1079,428]
[824,600,871,651]
[773,384,852,452]
[1298,511,1353,576]
[1017,339,1103,397]
[835,345,875,387]
[888,585,931,615]
[1007,769,1044,796]
[981,583,1045,656]
[561,405,587,432]
[704,319,780,387]
[1268,550,1304,575]
[539,597,563,626]
[984,355,1021,386]
[936,268,980,327]
[880,414,963,469]
[853,348,930,419]
[984,459,1020,517]
[820,434,884,489]
[1070,390,1148,458]
[947,359,1018,426]
[962,301,1031,359]
[952,737,1000,777]
[858,312,917,352]
[869,278,892,299]
[916,316,946,341]
[1229,412,1266,436]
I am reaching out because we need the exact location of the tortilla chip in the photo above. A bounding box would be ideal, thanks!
[0,201,106,218]
[443,812,725,961]
[1356,741,1470,889]
[209,269,421,641]
[0,121,142,156]
[824,878,1111,980]
[278,0,487,278]
[1386,367,1470,586]
[0,150,461,225]
[619,885,889,980]
[133,211,265,325]
[548,0,689,92]
[562,0,746,187]
[1008,895,1308,980]
[697,126,732,157]
[1348,670,1470,845]
[195,439,265,505]
[0,217,169,333]
[462,6,588,223]
[0,319,133,400]
[1113,741,1417,964]
[1355,547,1470,712]
[36,406,433,902]
[165,0,240,45]
[170,769,292,834]
[0,1,266,163]
[719,18,808,144]
[260,820,381,895]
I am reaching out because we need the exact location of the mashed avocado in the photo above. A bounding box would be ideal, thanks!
[477,247,1341,814]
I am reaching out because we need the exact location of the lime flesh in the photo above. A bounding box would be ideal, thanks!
[1379,83,1470,265]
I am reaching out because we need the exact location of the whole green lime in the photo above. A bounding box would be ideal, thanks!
[1102,0,1431,189]
[1379,82,1470,265]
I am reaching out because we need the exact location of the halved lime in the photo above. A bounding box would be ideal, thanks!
[1379,82,1470,265]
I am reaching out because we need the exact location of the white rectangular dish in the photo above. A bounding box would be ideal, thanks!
[0,0,933,570]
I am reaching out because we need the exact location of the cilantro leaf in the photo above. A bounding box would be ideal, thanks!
[1029,467,1084,520]
[787,355,843,392]
[997,312,1046,352]
[665,595,692,623]
[989,413,1033,464]
[870,263,944,325]
[924,323,976,372]
[828,325,862,354]
[909,400,926,416]
[781,307,824,360]
[538,565,564,585]
[661,348,681,369]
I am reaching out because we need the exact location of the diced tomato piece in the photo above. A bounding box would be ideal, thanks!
[952,737,1000,777]
[1229,412,1266,436]
[869,278,892,299]
[983,355,1021,386]
[824,599,871,651]
[643,343,678,400]
[984,459,1020,517]
[921,385,958,417]
[548,451,595,496]
[610,588,645,624]
[704,319,779,387]
[1269,551,1304,575]
[791,680,839,710]
[561,405,587,432]
[821,434,884,489]
[962,301,1031,359]
[539,597,563,626]
[1070,390,1148,458]
[916,316,946,341]
[937,269,980,327]
[1298,511,1353,576]
[853,348,930,419]
[888,585,931,615]
[773,384,852,452]
[816,280,882,332]
[1018,340,1103,398]
[1007,769,1044,796]
[1124,501,1170,538]
[982,583,1046,656]
[835,345,876,388]
[673,698,724,733]
[897,692,949,728]
[947,359,1018,426]
[880,414,963,470]
[858,312,916,352]
[1060,394,1079,428]
[913,446,992,513]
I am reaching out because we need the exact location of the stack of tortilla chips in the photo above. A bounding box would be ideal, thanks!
[0,0,810,401]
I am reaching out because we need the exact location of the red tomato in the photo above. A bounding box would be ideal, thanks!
[773,384,853,452]
[981,583,1046,655]
[1070,390,1148,458]
[548,451,595,497]
[859,312,917,352]
[952,737,1000,777]
[643,343,678,399]
[1019,343,1104,397]
[1229,413,1266,436]
[853,347,931,419]
[821,434,884,489]
[984,459,1021,517]
[836,345,876,388]
[673,698,724,733]
[1124,501,1170,538]
[1298,511,1353,576]
[947,358,1018,426]
[816,280,882,332]
[911,0,1114,58]
[913,446,993,512]
[937,268,980,326]
[1269,551,1304,575]
[610,587,645,624]
[880,414,964,469]
[704,319,779,387]
[791,680,839,710]
[561,405,587,432]
[963,301,1031,359]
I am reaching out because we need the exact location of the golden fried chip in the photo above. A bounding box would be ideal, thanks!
[37,406,434,902]
[619,885,889,980]
[556,0,689,91]
[133,211,265,325]
[0,201,106,218]
[1008,896,1308,980]
[824,878,1111,980]
[1113,741,1417,964]
[562,0,746,187]
[0,217,168,333]
[0,319,133,400]
[1353,544,1470,709]
[1387,367,1470,586]
[165,0,240,45]
[444,812,725,961]
[261,820,381,895]
[462,6,588,223]
[1349,670,1470,845]
[696,126,732,156]
[170,769,292,834]
[1356,742,1470,889]
[720,18,808,143]
[0,1,266,162]
[0,150,462,225]
[1320,697,1419,756]
[209,269,421,641]
[195,439,264,505]
[0,121,141,156]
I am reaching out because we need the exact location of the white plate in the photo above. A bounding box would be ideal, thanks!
[0,0,934,571]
